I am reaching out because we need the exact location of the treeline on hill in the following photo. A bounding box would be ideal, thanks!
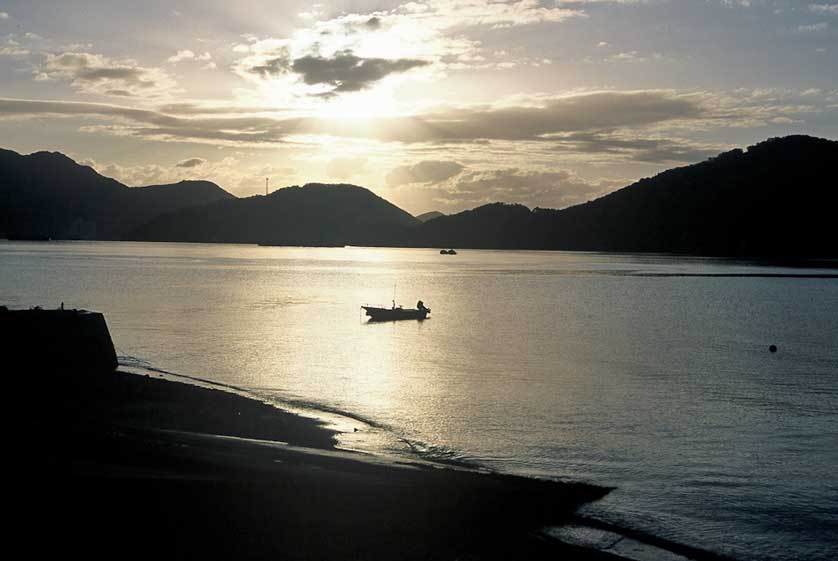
[1,135,835,258]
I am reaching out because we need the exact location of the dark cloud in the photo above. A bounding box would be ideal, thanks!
[243,48,429,95]
[247,47,291,78]
[291,50,429,93]
[78,66,150,84]
[0,98,299,144]
[551,132,721,164]
[104,89,134,97]
[368,91,705,143]
[386,160,465,186]
[41,52,172,97]
[175,157,206,168]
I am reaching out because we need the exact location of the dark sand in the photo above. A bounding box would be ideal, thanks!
[14,369,731,561]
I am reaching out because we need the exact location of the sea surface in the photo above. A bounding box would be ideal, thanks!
[2,241,837,560]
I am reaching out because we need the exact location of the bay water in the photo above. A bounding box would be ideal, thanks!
[1,241,836,560]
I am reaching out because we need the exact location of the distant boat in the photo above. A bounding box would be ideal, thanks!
[440,249,457,255]
[362,301,430,322]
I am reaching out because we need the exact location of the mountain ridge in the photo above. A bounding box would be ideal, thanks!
[0,148,234,239]
[416,211,446,223]
[2,135,836,257]
[128,182,420,246]
[414,135,837,257]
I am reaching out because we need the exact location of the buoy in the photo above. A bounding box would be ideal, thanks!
[769,345,777,353]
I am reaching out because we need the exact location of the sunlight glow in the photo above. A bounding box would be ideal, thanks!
[315,84,401,120]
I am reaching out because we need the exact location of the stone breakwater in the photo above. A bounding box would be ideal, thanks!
[0,307,117,374]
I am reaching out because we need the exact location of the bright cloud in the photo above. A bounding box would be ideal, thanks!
[810,4,838,15]
[167,50,213,64]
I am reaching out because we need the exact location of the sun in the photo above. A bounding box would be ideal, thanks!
[316,84,401,121]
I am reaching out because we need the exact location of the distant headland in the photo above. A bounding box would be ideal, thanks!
[2,135,836,258]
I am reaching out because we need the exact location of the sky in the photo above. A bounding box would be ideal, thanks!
[1,0,836,214]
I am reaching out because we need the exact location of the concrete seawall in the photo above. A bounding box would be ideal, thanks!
[0,308,118,374]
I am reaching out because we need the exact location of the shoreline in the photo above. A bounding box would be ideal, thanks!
[121,363,479,469]
[18,367,736,560]
[3,238,837,269]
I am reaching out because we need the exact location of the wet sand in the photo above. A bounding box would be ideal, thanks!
[14,369,729,560]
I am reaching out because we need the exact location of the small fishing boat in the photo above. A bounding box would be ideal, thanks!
[362,300,430,322]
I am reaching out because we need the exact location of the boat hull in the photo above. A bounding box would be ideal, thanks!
[362,306,429,322]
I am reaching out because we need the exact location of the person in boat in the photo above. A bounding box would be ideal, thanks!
[416,300,426,311]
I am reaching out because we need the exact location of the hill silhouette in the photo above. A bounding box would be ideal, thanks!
[2,136,836,258]
[129,183,420,246]
[415,135,837,257]
[416,211,445,223]
[0,148,233,239]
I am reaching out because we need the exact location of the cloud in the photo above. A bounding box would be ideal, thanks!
[361,90,707,143]
[326,157,367,178]
[240,41,429,96]
[298,5,326,20]
[39,52,177,97]
[549,131,723,163]
[168,50,213,64]
[232,0,587,99]
[291,51,430,94]
[386,160,465,186]
[1,43,30,56]
[103,89,134,97]
[411,0,584,28]
[154,102,281,115]
[798,22,829,32]
[245,46,292,78]
[175,157,207,168]
[809,4,838,14]
[451,168,610,208]
[0,98,298,145]
[168,50,196,63]
[557,0,651,3]
[604,50,664,63]
[0,88,823,149]
[406,166,622,211]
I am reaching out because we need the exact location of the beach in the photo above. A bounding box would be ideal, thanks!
[18,367,615,560]
[14,366,745,561]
